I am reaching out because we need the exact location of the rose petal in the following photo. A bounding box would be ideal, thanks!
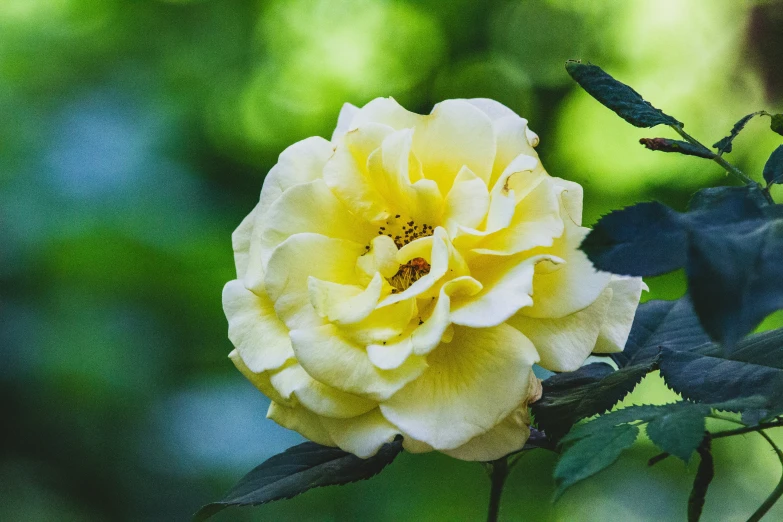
[380,324,539,450]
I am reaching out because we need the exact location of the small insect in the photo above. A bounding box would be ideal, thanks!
[388,257,431,292]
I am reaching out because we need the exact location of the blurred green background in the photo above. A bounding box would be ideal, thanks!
[2,0,783,520]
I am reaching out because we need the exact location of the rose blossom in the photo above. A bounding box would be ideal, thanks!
[223,97,644,460]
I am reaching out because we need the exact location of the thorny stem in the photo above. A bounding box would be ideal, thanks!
[486,457,509,522]
[671,125,758,187]
[746,431,783,522]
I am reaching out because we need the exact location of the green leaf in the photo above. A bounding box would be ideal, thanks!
[771,114,783,137]
[688,440,714,522]
[712,112,765,155]
[580,202,686,277]
[659,348,783,411]
[565,61,680,128]
[614,296,711,367]
[687,219,783,346]
[645,405,707,462]
[763,145,783,185]
[193,439,403,521]
[640,138,715,159]
[533,358,657,442]
[554,423,639,500]
[581,185,767,278]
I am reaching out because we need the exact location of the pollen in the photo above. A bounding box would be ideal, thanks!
[388,257,431,293]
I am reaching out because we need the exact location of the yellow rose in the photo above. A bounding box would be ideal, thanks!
[223,98,645,461]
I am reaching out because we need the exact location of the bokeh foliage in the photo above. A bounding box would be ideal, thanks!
[1,0,782,520]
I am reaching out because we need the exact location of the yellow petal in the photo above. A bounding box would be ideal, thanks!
[267,401,334,447]
[320,409,400,458]
[269,363,376,419]
[290,324,428,402]
[473,175,564,256]
[308,272,383,325]
[487,114,540,189]
[594,276,648,353]
[450,254,545,328]
[258,179,375,269]
[340,297,417,345]
[380,324,539,450]
[522,218,612,319]
[229,349,290,406]
[412,276,482,356]
[552,177,584,226]
[443,166,490,236]
[232,202,258,279]
[323,123,394,223]
[331,102,359,142]
[412,100,496,194]
[245,137,334,290]
[442,407,531,461]
[508,286,613,372]
[356,235,399,279]
[265,233,366,330]
[223,279,293,373]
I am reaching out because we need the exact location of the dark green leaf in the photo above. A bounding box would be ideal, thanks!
[763,145,783,185]
[771,114,783,137]
[686,219,783,346]
[659,348,783,411]
[613,296,711,367]
[645,405,707,462]
[640,138,715,158]
[193,439,403,521]
[580,202,686,277]
[554,423,639,500]
[533,359,657,441]
[565,61,680,128]
[581,185,766,278]
[712,112,764,155]
[688,439,714,522]
[693,326,783,369]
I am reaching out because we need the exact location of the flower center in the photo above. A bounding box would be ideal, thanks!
[389,257,431,293]
[375,215,435,249]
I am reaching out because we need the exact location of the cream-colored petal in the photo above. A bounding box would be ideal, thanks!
[450,254,546,328]
[269,363,376,419]
[474,175,564,256]
[323,123,394,222]
[442,407,531,461]
[265,233,366,330]
[552,177,584,226]
[464,98,520,122]
[331,102,360,142]
[232,202,258,279]
[522,219,612,319]
[488,115,540,189]
[245,137,335,291]
[356,235,400,279]
[412,100,496,194]
[349,97,422,131]
[485,154,540,233]
[308,272,383,325]
[412,276,483,356]
[229,349,290,406]
[267,401,335,447]
[257,136,335,217]
[290,324,428,402]
[320,409,400,458]
[223,279,293,373]
[366,336,414,371]
[594,276,648,354]
[258,179,375,268]
[340,297,417,345]
[380,324,539,450]
[508,286,613,372]
[376,129,443,225]
[443,166,490,236]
